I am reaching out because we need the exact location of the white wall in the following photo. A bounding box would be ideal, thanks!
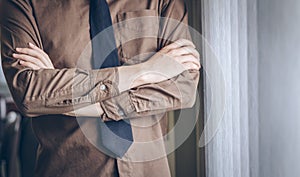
[202,0,300,177]
[257,0,300,177]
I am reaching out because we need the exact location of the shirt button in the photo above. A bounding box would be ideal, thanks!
[100,84,107,91]
[118,110,125,117]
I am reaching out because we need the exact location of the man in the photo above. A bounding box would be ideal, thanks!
[1,0,200,177]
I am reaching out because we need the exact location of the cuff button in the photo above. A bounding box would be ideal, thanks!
[118,110,125,117]
[100,84,107,91]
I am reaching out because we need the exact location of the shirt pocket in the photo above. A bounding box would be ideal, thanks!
[115,10,159,64]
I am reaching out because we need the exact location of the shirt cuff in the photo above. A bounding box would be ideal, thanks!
[89,67,120,104]
[100,91,136,121]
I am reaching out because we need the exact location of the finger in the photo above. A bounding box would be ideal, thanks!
[28,43,50,60]
[174,54,200,65]
[13,53,45,68]
[19,60,41,70]
[168,46,200,59]
[15,47,49,66]
[162,39,196,51]
[28,43,53,67]
[174,55,201,69]
[182,62,200,70]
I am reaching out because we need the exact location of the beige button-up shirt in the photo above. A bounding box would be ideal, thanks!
[1,0,199,177]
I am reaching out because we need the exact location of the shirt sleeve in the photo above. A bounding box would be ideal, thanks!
[99,0,200,121]
[1,0,119,117]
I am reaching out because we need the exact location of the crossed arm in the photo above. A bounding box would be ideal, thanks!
[1,0,200,121]
[12,40,200,120]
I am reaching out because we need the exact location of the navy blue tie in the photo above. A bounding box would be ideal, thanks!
[90,0,133,158]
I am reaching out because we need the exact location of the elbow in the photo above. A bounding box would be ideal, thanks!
[16,102,40,118]
[174,81,198,109]
[178,71,199,109]
[14,103,31,118]
[187,96,197,108]
[12,95,42,118]
[12,72,47,117]
[180,91,197,109]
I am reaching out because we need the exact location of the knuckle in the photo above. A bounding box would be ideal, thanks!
[173,56,179,61]
[184,47,191,53]
[167,50,175,55]
[17,48,24,53]
[175,40,183,45]
[159,48,168,54]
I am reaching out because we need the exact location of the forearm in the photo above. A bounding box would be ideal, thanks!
[63,102,104,118]
[118,63,145,93]
[100,69,199,121]
[62,69,199,120]
[1,62,119,117]
[1,55,157,118]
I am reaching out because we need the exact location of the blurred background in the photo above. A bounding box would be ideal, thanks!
[1,0,300,177]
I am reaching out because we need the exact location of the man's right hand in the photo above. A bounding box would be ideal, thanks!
[133,39,201,86]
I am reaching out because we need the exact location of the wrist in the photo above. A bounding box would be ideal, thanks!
[117,63,145,92]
